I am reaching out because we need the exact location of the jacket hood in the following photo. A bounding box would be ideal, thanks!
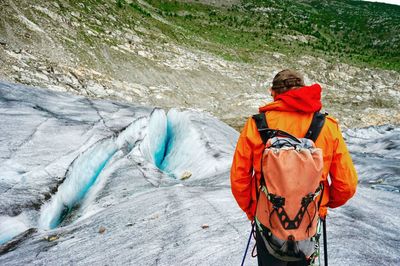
[259,83,322,113]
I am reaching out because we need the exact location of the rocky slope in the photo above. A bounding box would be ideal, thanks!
[0,0,399,130]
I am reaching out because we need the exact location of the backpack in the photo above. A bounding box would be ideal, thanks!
[252,112,326,262]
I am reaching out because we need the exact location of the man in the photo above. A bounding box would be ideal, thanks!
[230,69,358,265]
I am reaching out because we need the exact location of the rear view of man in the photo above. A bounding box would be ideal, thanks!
[231,69,358,265]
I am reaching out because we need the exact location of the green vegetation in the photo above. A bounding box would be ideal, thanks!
[56,0,400,71]
[160,0,400,70]
[129,3,152,17]
[116,0,126,9]
[147,0,400,70]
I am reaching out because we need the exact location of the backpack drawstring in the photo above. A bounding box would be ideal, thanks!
[251,225,258,258]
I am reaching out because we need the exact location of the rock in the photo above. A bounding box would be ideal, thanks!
[150,214,159,220]
[108,15,117,22]
[368,178,384,184]
[47,85,68,92]
[71,12,80,18]
[36,65,47,72]
[86,80,108,97]
[0,40,7,46]
[180,171,192,180]
[98,226,106,234]
[201,224,209,229]
[33,72,50,82]
[86,29,98,37]
[272,52,284,59]
[137,50,153,59]
[43,235,59,242]
[126,33,142,44]
[12,65,24,72]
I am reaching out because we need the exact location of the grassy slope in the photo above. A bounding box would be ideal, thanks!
[110,0,400,71]
[33,0,399,71]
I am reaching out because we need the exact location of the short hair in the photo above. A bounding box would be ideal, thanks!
[271,69,305,94]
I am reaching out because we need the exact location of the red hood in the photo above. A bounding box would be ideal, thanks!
[259,84,322,113]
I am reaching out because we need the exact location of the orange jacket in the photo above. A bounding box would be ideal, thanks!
[230,84,358,220]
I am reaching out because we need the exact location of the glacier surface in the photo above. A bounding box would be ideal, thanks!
[0,81,399,265]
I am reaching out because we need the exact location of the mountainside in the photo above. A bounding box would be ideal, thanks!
[0,0,399,129]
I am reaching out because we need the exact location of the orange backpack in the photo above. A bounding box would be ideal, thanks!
[253,112,326,262]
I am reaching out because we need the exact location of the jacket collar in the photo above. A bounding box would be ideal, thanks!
[259,84,322,113]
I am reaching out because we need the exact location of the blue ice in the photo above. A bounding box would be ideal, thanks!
[0,215,29,245]
[139,109,168,168]
[39,117,148,229]
[141,108,229,179]
[39,139,118,229]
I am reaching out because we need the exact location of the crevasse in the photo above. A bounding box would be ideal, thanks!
[39,117,148,229]
[39,140,118,229]
[38,108,212,230]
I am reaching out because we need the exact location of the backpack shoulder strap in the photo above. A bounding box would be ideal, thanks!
[304,112,327,142]
[252,113,270,144]
[252,112,270,199]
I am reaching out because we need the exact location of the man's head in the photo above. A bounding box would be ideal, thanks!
[271,69,305,95]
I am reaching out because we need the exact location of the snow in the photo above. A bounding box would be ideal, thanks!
[0,81,399,265]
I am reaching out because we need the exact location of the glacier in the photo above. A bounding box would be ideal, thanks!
[0,81,399,265]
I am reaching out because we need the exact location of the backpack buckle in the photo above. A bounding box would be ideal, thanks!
[301,193,314,206]
[270,194,285,208]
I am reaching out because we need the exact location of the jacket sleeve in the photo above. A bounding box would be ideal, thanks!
[328,123,358,208]
[230,118,255,220]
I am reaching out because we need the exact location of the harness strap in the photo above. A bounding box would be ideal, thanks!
[255,217,321,243]
[252,113,269,201]
[253,111,327,143]
[255,219,308,262]
[260,184,323,230]
[304,112,327,142]
[252,113,270,144]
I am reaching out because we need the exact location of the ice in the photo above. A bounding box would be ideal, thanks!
[139,108,236,180]
[40,116,151,229]
[39,139,118,229]
[21,90,235,231]
[343,125,400,191]
[160,109,226,179]
[0,214,29,245]
[0,81,399,266]
[115,116,148,150]
[344,125,400,159]
[139,108,168,167]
